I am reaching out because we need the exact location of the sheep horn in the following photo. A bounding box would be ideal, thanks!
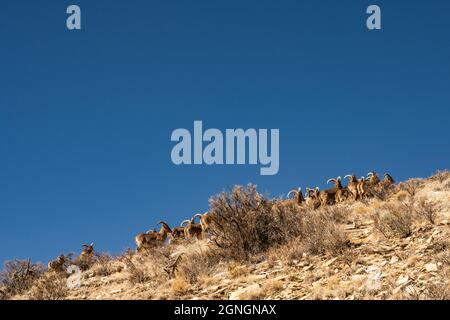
[344,174,353,179]
[158,220,172,232]
[181,220,191,227]
[191,213,203,223]
[327,178,336,184]
[158,220,169,226]
[287,190,297,198]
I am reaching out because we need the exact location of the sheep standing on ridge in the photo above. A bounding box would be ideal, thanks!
[47,254,66,273]
[135,221,171,253]
[345,174,360,200]
[287,188,305,206]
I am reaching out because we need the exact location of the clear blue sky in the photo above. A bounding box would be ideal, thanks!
[1,0,449,266]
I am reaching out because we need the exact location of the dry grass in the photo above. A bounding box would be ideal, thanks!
[90,253,118,277]
[421,283,450,300]
[267,240,306,266]
[0,259,45,300]
[372,202,414,239]
[28,273,68,300]
[209,185,349,262]
[234,284,265,300]
[414,198,439,225]
[298,210,349,255]
[430,170,450,184]
[3,170,450,301]
[209,185,303,261]
[121,247,172,285]
[176,251,219,285]
[398,179,423,197]
[171,275,190,295]
[263,278,284,294]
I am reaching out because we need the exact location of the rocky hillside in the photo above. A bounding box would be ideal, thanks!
[2,171,450,300]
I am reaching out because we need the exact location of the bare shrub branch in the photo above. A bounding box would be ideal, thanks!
[415,198,438,225]
[372,203,413,239]
[0,259,45,299]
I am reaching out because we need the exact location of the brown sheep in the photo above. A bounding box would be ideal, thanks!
[287,188,305,206]
[192,211,213,238]
[320,177,343,206]
[169,222,188,244]
[135,221,171,253]
[182,216,203,240]
[345,174,359,200]
[47,255,66,273]
[357,177,367,199]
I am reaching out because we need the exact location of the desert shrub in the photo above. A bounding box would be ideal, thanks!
[414,198,438,225]
[320,205,348,224]
[176,251,219,284]
[90,253,117,277]
[421,282,450,300]
[435,248,450,266]
[299,210,349,255]
[209,185,348,261]
[209,185,303,261]
[123,246,172,285]
[0,259,45,299]
[28,273,68,300]
[125,259,150,284]
[372,203,413,238]
[371,184,396,201]
[398,179,423,197]
[430,169,450,183]
[268,240,306,266]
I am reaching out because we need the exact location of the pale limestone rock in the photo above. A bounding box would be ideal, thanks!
[396,275,409,286]
[229,284,261,300]
[425,263,438,272]
[390,256,399,264]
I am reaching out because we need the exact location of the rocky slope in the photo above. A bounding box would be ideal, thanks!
[5,171,450,300]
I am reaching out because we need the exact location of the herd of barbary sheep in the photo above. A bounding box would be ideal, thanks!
[47,171,395,272]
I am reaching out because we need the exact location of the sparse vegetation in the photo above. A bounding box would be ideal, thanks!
[398,178,423,197]
[28,273,68,300]
[431,169,450,183]
[415,198,438,225]
[372,202,413,239]
[2,170,450,300]
[0,259,45,300]
[209,185,303,261]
